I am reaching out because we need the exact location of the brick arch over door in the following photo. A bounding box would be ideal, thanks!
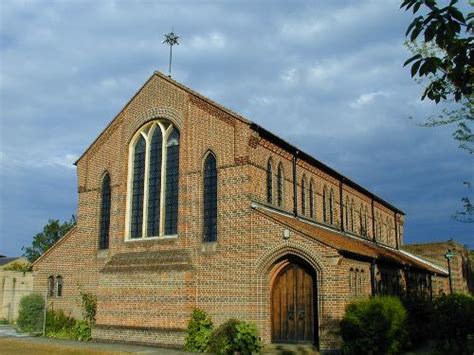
[255,243,325,346]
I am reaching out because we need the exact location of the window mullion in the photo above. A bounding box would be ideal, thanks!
[142,132,151,238]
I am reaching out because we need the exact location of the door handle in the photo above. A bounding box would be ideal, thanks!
[298,310,305,320]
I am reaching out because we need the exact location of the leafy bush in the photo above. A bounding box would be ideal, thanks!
[0,318,9,325]
[401,294,434,348]
[184,308,214,352]
[72,320,92,341]
[46,309,75,333]
[16,294,44,333]
[234,321,262,354]
[432,293,474,354]
[207,319,261,355]
[3,261,31,273]
[80,292,97,324]
[340,296,408,355]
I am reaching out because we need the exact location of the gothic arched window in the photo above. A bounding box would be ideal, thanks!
[203,153,218,242]
[350,199,355,232]
[56,276,63,297]
[267,159,273,204]
[99,173,111,249]
[127,121,180,239]
[48,276,55,297]
[301,176,306,215]
[323,186,328,223]
[309,180,314,218]
[329,188,335,225]
[277,163,284,207]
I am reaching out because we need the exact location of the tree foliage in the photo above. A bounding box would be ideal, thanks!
[402,0,472,103]
[402,0,473,222]
[22,216,76,262]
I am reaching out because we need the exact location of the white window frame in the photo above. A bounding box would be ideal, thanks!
[125,120,177,240]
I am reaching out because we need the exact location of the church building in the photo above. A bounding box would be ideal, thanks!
[32,71,448,353]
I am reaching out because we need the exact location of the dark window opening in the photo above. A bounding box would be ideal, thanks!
[203,154,217,242]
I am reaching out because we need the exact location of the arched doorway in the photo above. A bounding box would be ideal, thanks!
[271,257,317,344]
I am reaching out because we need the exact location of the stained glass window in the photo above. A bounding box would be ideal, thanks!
[130,136,146,238]
[165,128,180,235]
[99,173,111,249]
[267,159,273,204]
[277,164,283,207]
[147,128,163,237]
[203,154,217,242]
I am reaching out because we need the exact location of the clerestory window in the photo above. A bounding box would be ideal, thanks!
[126,121,180,239]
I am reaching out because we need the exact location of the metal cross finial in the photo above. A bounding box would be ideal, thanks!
[163,29,180,76]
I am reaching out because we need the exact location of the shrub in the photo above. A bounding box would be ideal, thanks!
[401,294,434,348]
[234,321,262,354]
[72,320,92,341]
[16,294,44,333]
[184,308,214,352]
[432,293,474,354]
[80,291,97,324]
[46,309,75,333]
[0,318,9,325]
[340,296,408,355]
[207,319,262,355]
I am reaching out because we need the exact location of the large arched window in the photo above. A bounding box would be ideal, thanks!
[277,163,284,207]
[301,176,306,215]
[267,159,273,204]
[309,179,314,218]
[99,173,111,249]
[203,153,218,242]
[127,121,180,239]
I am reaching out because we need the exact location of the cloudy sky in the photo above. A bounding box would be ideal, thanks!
[0,0,472,257]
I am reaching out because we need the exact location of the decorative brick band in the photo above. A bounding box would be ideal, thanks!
[190,95,234,126]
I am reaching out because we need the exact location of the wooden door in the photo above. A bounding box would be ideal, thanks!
[271,262,315,343]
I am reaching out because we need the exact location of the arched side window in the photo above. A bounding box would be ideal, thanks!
[323,186,328,223]
[56,276,63,297]
[349,268,355,296]
[277,163,284,207]
[99,173,111,250]
[309,180,314,218]
[329,188,335,225]
[127,121,180,239]
[203,153,218,242]
[301,176,306,215]
[48,276,55,297]
[345,197,349,229]
[350,199,355,232]
[365,206,369,238]
[267,159,273,204]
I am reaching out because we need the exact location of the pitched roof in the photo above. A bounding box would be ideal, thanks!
[254,204,447,276]
[75,71,403,215]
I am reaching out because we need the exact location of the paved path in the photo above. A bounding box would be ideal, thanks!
[0,324,30,338]
[0,325,191,354]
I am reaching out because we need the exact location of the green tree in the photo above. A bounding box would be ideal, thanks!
[22,215,76,262]
[402,0,473,221]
